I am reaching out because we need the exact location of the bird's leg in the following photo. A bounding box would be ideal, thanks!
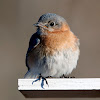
[60,74,68,78]
[38,74,49,86]
[38,73,42,80]
[32,74,49,87]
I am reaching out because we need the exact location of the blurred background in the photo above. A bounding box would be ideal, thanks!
[0,0,100,100]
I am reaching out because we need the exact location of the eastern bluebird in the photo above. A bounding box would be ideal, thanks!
[24,13,80,79]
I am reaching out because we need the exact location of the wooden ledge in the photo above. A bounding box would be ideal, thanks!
[18,78,100,98]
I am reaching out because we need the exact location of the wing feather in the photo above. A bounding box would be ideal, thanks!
[26,33,40,70]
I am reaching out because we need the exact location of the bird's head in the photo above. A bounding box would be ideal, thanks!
[34,13,70,35]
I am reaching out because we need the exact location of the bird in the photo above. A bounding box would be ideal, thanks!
[24,13,80,79]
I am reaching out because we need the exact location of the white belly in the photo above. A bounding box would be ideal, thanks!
[25,48,79,78]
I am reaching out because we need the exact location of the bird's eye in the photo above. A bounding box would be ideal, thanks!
[50,22,55,26]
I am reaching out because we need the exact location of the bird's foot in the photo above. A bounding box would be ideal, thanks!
[70,76,75,78]
[32,74,49,87]
[38,74,49,86]
[46,76,53,78]
[60,74,75,78]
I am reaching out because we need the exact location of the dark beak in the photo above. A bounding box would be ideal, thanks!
[33,22,48,30]
[33,22,40,27]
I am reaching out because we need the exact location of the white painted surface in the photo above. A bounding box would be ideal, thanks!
[18,78,100,90]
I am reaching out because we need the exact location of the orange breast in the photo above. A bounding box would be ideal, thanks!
[40,30,79,55]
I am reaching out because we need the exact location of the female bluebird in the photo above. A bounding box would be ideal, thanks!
[25,13,80,79]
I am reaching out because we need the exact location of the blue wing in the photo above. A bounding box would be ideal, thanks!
[26,33,40,70]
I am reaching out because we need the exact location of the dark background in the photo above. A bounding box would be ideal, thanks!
[0,0,100,100]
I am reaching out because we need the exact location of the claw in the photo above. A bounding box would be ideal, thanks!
[32,74,49,87]
[60,74,75,78]
[42,77,49,86]
[70,76,75,78]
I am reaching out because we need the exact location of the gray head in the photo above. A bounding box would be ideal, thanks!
[34,13,69,33]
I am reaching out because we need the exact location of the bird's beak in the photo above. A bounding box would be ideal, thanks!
[33,22,48,30]
[33,22,40,27]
